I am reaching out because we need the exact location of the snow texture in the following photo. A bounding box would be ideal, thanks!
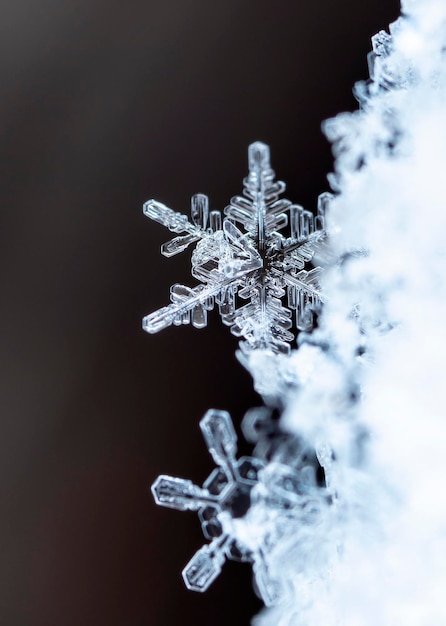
[256,1,446,624]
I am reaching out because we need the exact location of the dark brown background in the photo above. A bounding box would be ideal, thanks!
[0,1,399,624]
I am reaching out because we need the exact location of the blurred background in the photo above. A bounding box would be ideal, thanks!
[0,1,399,624]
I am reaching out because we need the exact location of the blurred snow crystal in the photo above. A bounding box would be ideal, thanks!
[147,0,446,623]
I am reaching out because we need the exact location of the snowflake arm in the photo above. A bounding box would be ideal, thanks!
[143,194,211,256]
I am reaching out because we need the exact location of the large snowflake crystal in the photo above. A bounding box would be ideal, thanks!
[143,142,329,354]
[151,408,328,606]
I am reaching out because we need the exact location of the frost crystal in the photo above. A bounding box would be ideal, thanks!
[151,408,327,606]
[143,142,329,355]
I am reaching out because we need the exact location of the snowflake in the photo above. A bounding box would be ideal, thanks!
[151,408,329,606]
[143,142,329,355]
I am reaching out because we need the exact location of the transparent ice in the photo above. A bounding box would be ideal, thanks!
[143,142,329,357]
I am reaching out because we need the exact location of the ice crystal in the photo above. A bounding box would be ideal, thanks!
[151,408,327,606]
[143,142,329,355]
[353,19,415,107]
